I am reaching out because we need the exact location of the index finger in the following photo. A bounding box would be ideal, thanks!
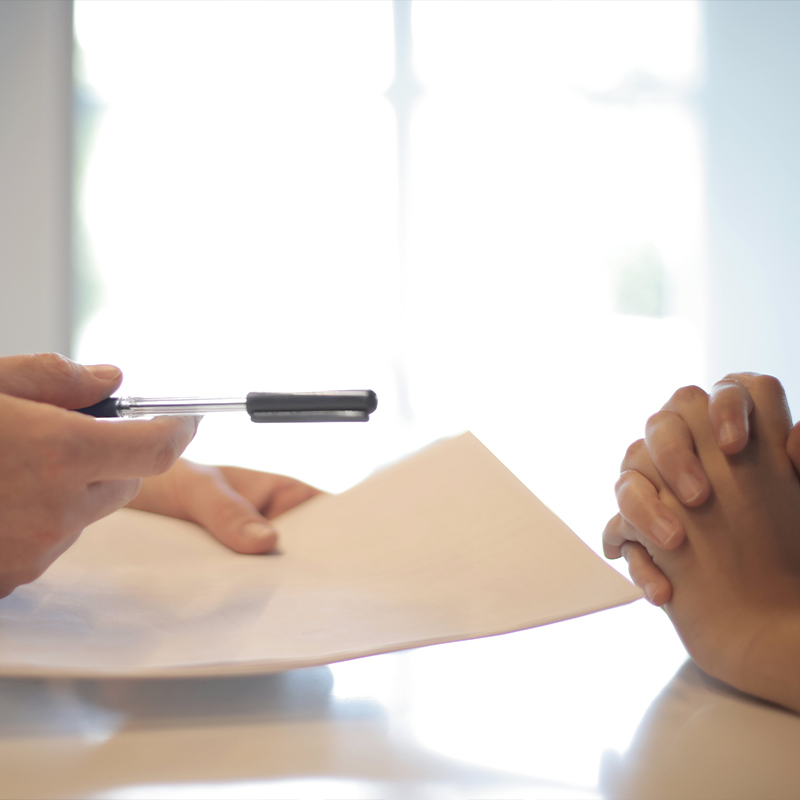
[77,414,201,480]
[645,408,711,506]
[719,372,792,449]
[708,378,754,455]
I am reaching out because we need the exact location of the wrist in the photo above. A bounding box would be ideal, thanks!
[738,608,800,713]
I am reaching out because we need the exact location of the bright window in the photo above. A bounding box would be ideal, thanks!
[74,0,705,552]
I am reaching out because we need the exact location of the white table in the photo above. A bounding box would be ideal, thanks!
[2,598,799,800]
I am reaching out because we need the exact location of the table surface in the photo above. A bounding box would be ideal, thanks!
[2,597,799,800]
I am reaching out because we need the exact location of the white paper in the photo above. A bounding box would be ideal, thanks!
[0,432,642,677]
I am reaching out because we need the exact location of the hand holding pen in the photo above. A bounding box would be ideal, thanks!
[0,354,199,597]
[0,354,375,598]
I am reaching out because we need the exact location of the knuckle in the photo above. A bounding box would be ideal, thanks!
[602,513,620,538]
[622,544,646,577]
[152,446,175,476]
[153,419,195,474]
[723,371,760,384]
[602,515,627,556]
[37,352,79,384]
[624,439,645,462]
[644,411,660,430]
[645,409,674,433]
[615,471,644,508]
[627,563,647,589]
[621,439,645,471]
[710,379,748,409]
[153,435,182,475]
[754,373,784,398]
[670,384,707,407]
[603,543,621,559]
[713,378,741,392]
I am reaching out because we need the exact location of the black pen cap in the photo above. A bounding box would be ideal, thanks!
[245,390,378,416]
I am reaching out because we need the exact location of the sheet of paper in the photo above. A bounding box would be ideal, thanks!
[0,432,642,677]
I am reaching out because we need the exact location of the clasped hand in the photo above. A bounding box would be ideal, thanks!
[0,353,318,598]
[604,373,800,712]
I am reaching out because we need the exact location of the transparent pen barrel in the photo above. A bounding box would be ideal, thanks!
[116,397,247,418]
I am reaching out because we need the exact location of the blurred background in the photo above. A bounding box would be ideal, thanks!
[1,0,799,557]
[5,3,800,788]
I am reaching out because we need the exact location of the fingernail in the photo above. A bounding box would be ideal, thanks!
[86,364,121,380]
[677,473,703,504]
[652,516,679,547]
[241,521,277,542]
[719,420,740,448]
[644,582,660,604]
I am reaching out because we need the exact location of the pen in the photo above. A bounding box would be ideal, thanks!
[76,390,378,423]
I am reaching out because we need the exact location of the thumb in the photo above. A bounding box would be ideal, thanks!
[179,464,280,555]
[0,352,123,409]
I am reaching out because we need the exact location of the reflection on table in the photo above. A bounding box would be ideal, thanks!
[1,601,798,799]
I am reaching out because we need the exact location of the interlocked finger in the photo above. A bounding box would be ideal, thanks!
[621,541,672,606]
[614,470,684,550]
